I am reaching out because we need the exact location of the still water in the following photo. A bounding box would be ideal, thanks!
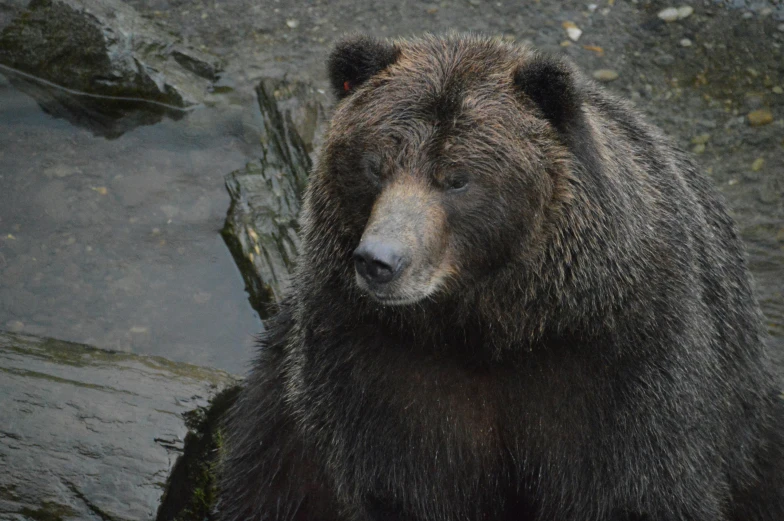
[0,70,264,374]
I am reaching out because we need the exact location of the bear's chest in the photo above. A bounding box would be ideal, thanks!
[293,334,507,461]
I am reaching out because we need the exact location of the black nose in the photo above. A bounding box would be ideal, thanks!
[353,239,406,285]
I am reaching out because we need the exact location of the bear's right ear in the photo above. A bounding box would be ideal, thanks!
[328,35,400,100]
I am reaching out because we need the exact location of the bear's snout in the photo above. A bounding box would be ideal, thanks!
[353,238,408,286]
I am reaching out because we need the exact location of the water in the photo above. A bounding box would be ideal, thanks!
[0,70,264,374]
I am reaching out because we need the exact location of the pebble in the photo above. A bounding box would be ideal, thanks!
[44,165,80,178]
[747,109,773,127]
[744,94,764,110]
[679,38,692,47]
[751,158,765,171]
[6,320,24,333]
[691,133,711,145]
[286,19,299,29]
[676,6,694,19]
[773,86,783,95]
[692,143,706,154]
[658,7,679,21]
[654,54,675,66]
[742,12,753,19]
[562,21,582,42]
[593,69,619,82]
[658,6,693,22]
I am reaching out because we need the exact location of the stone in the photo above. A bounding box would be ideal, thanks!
[593,69,619,82]
[562,21,583,42]
[748,109,774,127]
[691,133,711,145]
[0,0,222,137]
[658,7,680,21]
[0,331,237,521]
[0,0,220,107]
[658,6,693,21]
[676,6,693,19]
[5,319,24,332]
[222,79,326,317]
[654,54,676,66]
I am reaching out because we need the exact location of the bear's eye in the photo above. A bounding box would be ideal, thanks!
[444,175,469,193]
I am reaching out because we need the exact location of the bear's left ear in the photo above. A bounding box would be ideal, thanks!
[513,55,583,133]
[328,35,401,100]
[514,55,602,176]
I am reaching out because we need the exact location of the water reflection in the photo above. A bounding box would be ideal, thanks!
[0,71,263,374]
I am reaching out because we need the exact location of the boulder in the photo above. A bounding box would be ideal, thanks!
[221,79,327,316]
[0,330,237,521]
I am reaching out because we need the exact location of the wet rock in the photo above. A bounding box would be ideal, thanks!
[748,109,774,126]
[222,79,325,317]
[0,330,237,521]
[5,319,24,332]
[0,0,222,137]
[156,386,240,521]
[172,50,221,82]
[593,69,619,82]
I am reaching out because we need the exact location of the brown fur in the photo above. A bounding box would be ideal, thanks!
[217,34,784,521]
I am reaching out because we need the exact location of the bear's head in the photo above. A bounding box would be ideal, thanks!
[300,34,599,325]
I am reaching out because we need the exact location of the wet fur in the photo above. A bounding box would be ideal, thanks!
[217,34,784,521]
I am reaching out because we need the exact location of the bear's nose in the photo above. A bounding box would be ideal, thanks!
[353,239,406,285]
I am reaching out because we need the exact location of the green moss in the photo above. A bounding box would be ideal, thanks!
[156,385,241,521]
[0,331,234,388]
[19,501,77,521]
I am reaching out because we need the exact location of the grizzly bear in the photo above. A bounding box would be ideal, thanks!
[216,34,784,521]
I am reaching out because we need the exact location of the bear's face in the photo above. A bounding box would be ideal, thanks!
[307,35,582,307]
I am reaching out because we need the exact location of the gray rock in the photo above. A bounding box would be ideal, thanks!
[0,330,237,521]
[593,69,620,82]
[654,53,676,66]
[222,79,325,317]
[0,0,221,108]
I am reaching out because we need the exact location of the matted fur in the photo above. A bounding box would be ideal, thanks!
[217,34,784,521]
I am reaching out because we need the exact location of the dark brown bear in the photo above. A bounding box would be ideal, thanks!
[217,34,784,521]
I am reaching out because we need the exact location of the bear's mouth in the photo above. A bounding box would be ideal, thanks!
[354,272,425,306]
[368,292,426,307]
[354,266,450,307]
